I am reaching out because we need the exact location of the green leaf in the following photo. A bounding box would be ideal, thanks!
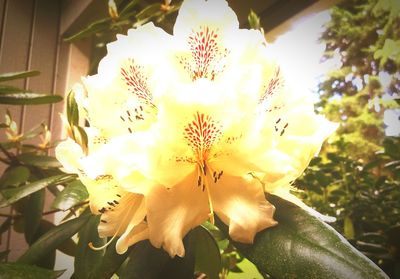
[248,9,261,30]
[0,263,64,279]
[0,174,76,208]
[190,226,221,279]
[24,189,45,244]
[227,258,263,279]
[74,215,106,279]
[17,154,62,169]
[216,195,389,279]
[344,215,355,239]
[52,180,88,211]
[0,70,40,82]
[120,0,141,17]
[0,217,12,235]
[64,18,111,42]
[0,166,31,188]
[0,250,10,261]
[0,85,24,94]
[89,239,131,279]
[119,237,195,279]
[57,237,77,257]
[31,221,57,269]
[17,214,91,265]
[66,91,79,126]
[0,93,62,105]
[118,241,170,279]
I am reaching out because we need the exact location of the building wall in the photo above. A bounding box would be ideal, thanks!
[0,0,91,261]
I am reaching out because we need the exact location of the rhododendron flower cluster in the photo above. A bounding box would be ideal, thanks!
[56,0,337,257]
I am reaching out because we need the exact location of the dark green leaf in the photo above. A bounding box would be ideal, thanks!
[66,91,79,126]
[17,214,91,265]
[0,93,62,105]
[0,70,40,82]
[216,195,389,279]
[118,241,170,279]
[74,215,106,279]
[0,85,24,94]
[0,174,75,208]
[89,239,131,279]
[0,263,64,279]
[24,189,45,244]
[119,237,195,279]
[51,180,88,211]
[32,220,57,269]
[135,3,162,21]
[190,226,221,279]
[0,166,31,188]
[64,18,111,42]
[120,0,140,17]
[0,217,12,235]
[17,154,62,168]
[0,250,10,260]
[57,237,77,257]
[161,236,195,279]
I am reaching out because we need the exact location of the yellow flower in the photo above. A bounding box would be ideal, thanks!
[56,0,337,257]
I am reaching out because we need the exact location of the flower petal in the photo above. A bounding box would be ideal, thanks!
[98,193,146,239]
[116,222,149,254]
[55,138,84,174]
[174,0,238,40]
[146,171,209,257]
[210,173,277,243]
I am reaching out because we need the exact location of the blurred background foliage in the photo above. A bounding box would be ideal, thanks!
[0,0,398,278]
[296,0,400,278]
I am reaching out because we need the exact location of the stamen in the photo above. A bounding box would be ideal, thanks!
[89,196,134,251]
[89,231,119,251]
[200,164,215,225]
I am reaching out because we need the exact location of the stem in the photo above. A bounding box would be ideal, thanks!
[0,201,88,219]
[0,144,17,164]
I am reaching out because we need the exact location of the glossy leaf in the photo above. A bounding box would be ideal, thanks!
[0,217,12,235]
[17,214,91,265]
[66,91,79,126]
[119,241,169,279]
[0,263,64,279]
[190,226,221,279]
[17,154,62,169]
[0,174,75,208]
[0,250,10,261]
[119,237,195,279]
[52,180,88,211]
[0,93,62,105]
[216,195,389,279]
[24,189,45,244]
[64,18,111,42]
[0,85,24,94]
[0,166,30,188]
[73,215,106,279]
[89,239,131,279]
[0,70,40,82]
[120,0,141,17]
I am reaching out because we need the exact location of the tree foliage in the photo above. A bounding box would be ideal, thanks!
[297,0,400,278]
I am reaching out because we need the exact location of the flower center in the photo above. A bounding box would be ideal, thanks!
[183,112,222,163]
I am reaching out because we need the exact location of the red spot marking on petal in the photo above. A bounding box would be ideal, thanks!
[183,112,222,160]
[179,26,229,81]
[121,58,153,105]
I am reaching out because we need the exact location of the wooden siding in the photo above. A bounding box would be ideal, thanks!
[0,0,91,261]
